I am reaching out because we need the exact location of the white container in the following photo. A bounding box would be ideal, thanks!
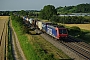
[37,21,42,30]
[26,18,29,21]
[29,18,33,24]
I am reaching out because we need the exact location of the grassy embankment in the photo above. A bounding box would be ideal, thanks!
[12,19,39,60]
[11,16,70,60]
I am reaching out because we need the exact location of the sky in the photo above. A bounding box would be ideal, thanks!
[0,0,90,11]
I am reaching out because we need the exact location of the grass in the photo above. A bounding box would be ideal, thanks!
[12,20,40,60]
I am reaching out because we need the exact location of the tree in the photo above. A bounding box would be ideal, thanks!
[50,15,60,23]
[70,26,81,33]
[39,5,57,20]
[20,10,27,16]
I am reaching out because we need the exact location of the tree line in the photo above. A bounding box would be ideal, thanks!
[56,3,90,13]
[0,11,10,16]
[50,16,90,24]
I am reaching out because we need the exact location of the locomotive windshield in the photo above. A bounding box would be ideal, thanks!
[59,29,67,34]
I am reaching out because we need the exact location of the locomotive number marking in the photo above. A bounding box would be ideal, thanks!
[47,28,52,35]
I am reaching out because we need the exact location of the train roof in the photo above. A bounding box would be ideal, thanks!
[42,21,65,28]
[35,20,66,29]
[48,24,65,29]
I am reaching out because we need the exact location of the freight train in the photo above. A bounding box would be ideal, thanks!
[23,16,68,39]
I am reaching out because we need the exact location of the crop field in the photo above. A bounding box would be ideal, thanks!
[0,16,9,60]
[0,16,8,38]
[65,24,90,31]
[0,16,9,20]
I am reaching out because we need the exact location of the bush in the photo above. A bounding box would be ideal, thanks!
[70,26,81,32]
[68,26,81,37]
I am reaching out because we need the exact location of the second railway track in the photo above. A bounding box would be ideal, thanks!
[67,37,90,59]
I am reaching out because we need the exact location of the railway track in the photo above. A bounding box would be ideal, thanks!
[62,42,90,60]
[59,36,90,60]
[68,36,90,52]
[35,29,90,60]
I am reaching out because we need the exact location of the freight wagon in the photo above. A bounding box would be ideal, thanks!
[36,21,42,30]
[42,22,52,32]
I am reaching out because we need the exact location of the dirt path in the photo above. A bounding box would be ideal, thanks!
[10,19,27,60]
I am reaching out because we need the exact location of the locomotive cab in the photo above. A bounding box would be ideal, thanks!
[58,28,68,39]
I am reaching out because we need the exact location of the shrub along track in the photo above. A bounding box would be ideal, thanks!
[35,29,90,60]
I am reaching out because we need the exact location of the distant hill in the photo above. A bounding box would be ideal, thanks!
[56,3,90,14]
